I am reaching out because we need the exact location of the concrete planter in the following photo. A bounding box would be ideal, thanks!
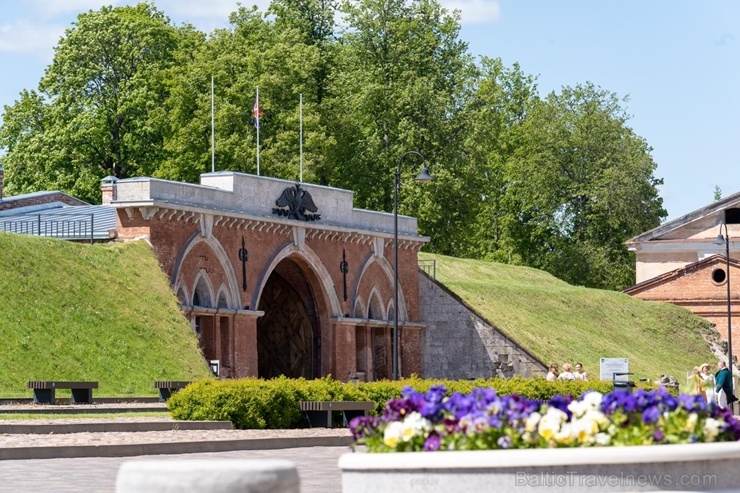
[339,442,740,492]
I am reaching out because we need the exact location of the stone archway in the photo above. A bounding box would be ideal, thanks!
[257,258,320,379]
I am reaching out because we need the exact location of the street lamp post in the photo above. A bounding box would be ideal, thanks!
[393,151,432,381]
[714,223,733,394]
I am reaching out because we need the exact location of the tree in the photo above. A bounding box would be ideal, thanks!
[327,0,472,223]
[714,185,723,202]
[159,5,333,183]
[1,3,182,202]
[502,83,666,289]
[452,58,539,259]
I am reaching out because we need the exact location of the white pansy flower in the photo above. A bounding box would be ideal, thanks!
[685,413,699,432]
[594,432,611,445]
[569,392,603,418]
[555,423,575,444]
[703,418,722,442]
[525,412,541,433]
[400,412,431,442]
[383,421,404,448]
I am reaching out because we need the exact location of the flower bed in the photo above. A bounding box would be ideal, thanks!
[341,386,740,493]
[349,385,740,451]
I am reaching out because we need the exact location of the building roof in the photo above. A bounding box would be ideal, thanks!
[627,191,740,245]
[623,254,740,294]
[0,203,117,241]
[0,190,87,206]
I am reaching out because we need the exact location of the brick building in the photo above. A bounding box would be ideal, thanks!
[107,171,428,381]
[624,194,740,362]
[1,167,547,381]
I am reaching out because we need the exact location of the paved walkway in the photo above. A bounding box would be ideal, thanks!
[0,404,358,492]
[0,446,349,493]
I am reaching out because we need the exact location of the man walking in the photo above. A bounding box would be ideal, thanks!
[715,361,735,411]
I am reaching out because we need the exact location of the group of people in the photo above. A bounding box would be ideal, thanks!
[687,361,736,409]
[546,362,588,381]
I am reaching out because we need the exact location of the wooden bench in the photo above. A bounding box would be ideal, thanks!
[299,401,374,428]
[154,381,191,402]
[27,381,98,404]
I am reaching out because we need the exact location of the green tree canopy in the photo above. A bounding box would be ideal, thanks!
[1,3,182,202]
[0,1,667,290]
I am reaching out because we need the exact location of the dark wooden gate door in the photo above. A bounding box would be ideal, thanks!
[257,274,315,379]
[371,327,389,380]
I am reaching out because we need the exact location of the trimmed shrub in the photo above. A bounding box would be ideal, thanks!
[167,376,671,429]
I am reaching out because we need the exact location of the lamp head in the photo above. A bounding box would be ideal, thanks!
[416,167,432,183]
[715,233,727,246]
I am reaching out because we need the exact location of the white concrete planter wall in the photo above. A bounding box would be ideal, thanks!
[339,442,740,492]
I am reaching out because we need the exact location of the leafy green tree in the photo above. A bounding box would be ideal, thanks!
[503,83,666,289]
[327,0,471,216]
[714,185,723,202]
[159,5,332,183]
[453,58,539,260]
[0,3,181,202]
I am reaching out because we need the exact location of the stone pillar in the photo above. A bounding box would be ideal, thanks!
[100,175,118,205]
[233,311,262,378]
[333,322,357,381]
[116,459,299,493]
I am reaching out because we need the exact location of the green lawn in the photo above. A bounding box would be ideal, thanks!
[419,252,717,381]
[0,233,211,398]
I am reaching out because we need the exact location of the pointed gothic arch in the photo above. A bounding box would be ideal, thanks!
[172,233,240,309]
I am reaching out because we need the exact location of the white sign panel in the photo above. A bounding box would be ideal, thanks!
[600,358,629,381]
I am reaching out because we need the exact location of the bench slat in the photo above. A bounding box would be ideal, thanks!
[299,401,374,428]
[27,381,98,390]
[299,401,373,412]
[154,381,191,389]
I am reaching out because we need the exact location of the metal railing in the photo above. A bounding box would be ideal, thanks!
[418,259,436,279]
[1,213,95,244]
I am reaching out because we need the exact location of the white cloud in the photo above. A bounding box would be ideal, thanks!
[0,21,64,61]
[442,0,500,25]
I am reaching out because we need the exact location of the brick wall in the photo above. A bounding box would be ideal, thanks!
[0,192,87,212]
[121,208,427,381]
[629,257,739,361]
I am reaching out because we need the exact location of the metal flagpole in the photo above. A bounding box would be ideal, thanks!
[211,76,215,173]
[299,94,303,182]
[256,87,260,176]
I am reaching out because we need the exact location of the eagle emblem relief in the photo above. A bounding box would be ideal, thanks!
[272,183,321,221]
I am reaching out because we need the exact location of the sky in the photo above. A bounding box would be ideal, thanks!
[0,0,738,222]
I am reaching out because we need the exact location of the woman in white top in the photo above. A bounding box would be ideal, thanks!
[574,362,588,381]
[700,363,715,403]
[558,363,576,381]
[546,364,559,381]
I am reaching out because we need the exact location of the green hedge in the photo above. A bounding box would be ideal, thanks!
[167,376,664,429]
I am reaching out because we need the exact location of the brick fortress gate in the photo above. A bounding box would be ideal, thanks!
[105,172,427,381]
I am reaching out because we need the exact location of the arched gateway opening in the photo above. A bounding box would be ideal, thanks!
[257,258,320,378]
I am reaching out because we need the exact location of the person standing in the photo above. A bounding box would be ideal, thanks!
[558,363,576,381]
[687,367,704,397]
[715,361,734,409]
[574,362,588,381]
[700,363,716,403]
[546,364,559,381]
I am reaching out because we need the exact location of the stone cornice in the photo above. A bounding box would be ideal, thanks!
[119,203,429,248]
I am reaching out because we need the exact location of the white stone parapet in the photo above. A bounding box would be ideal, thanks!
[116,459,299,493]
[112,171,426,239]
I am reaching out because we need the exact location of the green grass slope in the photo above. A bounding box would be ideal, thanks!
[419,252,718,381]
[0,233,211,398]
